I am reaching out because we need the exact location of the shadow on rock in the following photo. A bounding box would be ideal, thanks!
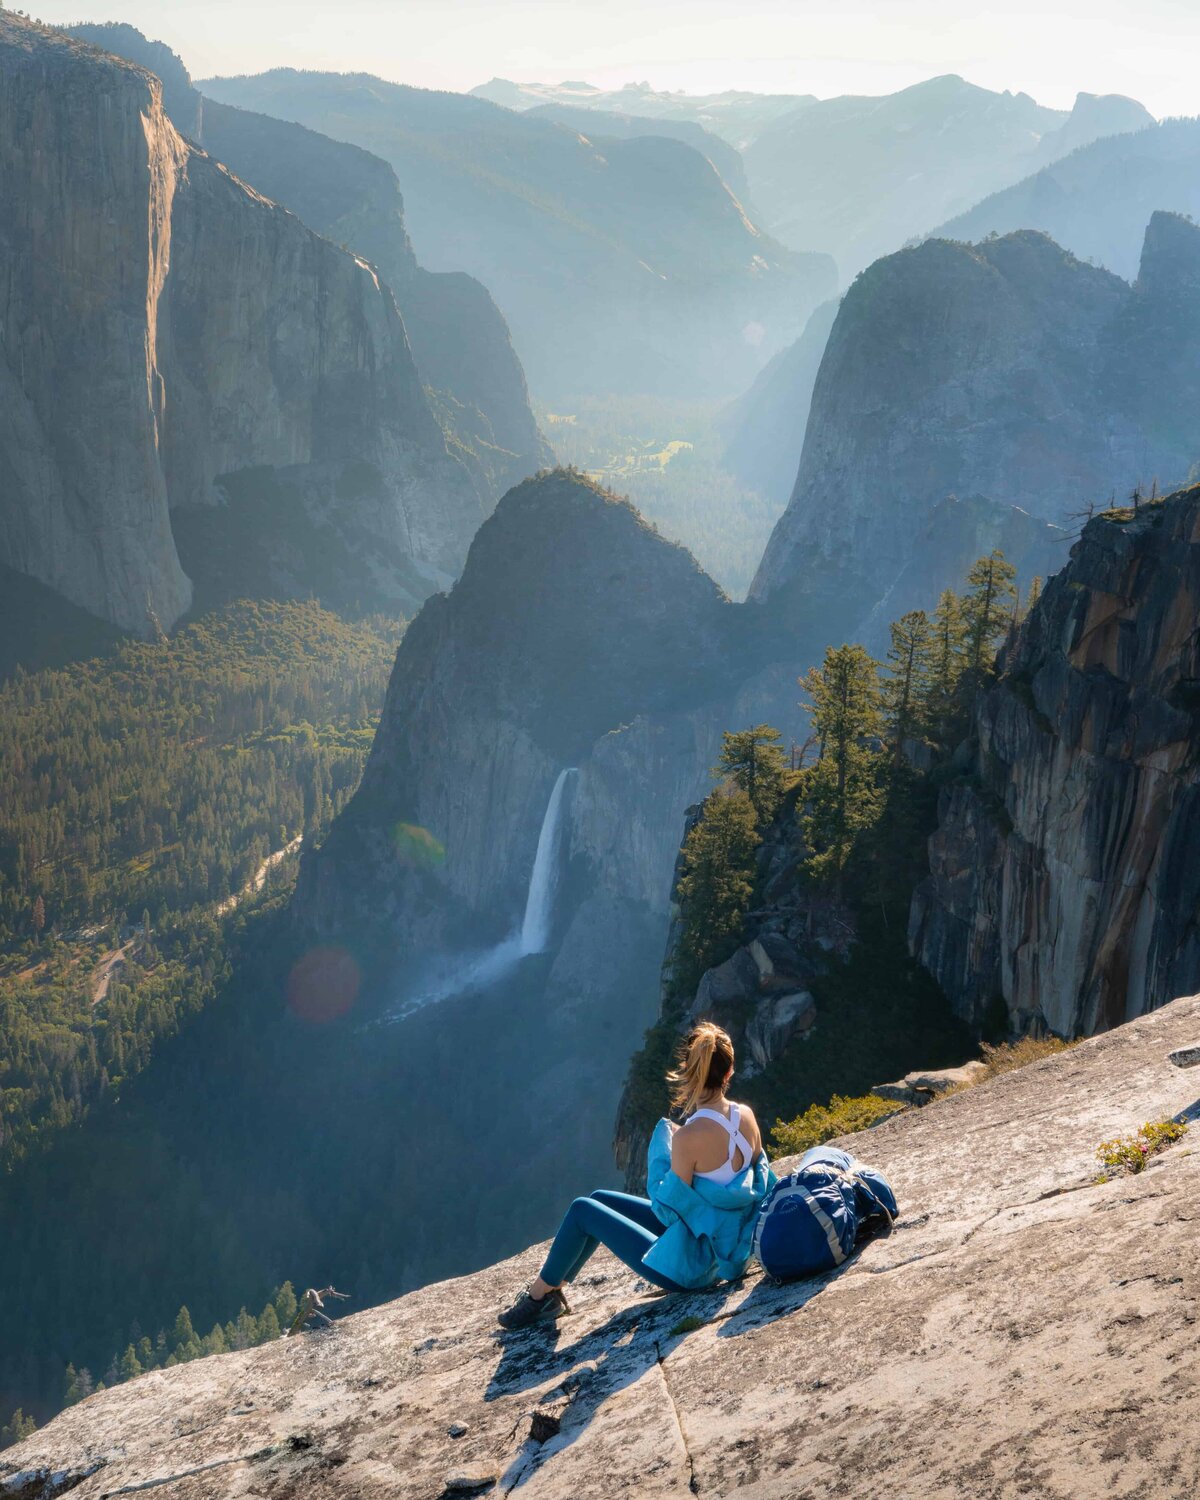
[485,1278,741,1485]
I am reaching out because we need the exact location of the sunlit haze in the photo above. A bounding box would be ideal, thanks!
[29,0,1200,116]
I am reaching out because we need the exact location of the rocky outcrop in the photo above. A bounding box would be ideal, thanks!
[199,70,837,400]
[910,485,1200,1037]
[751,220,1200,648]
[8,992,1200,1498]
[295,470,738,957]
[0,16,482,632]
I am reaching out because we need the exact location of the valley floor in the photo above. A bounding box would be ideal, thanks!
[8,994,1200,1498]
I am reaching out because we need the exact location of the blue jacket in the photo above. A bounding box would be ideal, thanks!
[643,1117,776,1289]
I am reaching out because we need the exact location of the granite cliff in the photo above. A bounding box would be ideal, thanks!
[5,993,1199,1498]
[67,23,550,503]
[0,17,483,633]
[911,484,1200,1038]
[751,218,1200,647]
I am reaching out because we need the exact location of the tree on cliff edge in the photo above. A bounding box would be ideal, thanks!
[714,725,788,825]
[882,611,932,762]
[962,549,1017,678]
[800,644,884,891]
[673,787,760,996]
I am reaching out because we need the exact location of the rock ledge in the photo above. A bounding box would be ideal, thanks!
[6,996,1200,1498]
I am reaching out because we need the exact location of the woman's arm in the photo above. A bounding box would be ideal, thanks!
[671,1123,696,1187]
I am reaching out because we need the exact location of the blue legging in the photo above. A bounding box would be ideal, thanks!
[539,1189,687,1294]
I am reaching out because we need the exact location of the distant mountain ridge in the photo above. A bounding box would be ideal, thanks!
[524,100,751,205]
[472,74,1153,278]
[200,69,836,398]
[932,116,1200,281]
[470,76,811,149]
[742,76,1153,274]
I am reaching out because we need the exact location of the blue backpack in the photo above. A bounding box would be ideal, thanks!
[752,1146,898,1282]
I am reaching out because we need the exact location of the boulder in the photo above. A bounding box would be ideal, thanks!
[744,990,818,1073]
[8,994,1200,1498]
[872,1059,988,1105]
[689,946,760,1017]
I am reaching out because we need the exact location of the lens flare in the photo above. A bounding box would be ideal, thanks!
[392,822,446,868]
[287,945,361,1024]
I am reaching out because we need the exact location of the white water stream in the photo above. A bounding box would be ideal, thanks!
[519,767,577,955]
[391,767,578,1016]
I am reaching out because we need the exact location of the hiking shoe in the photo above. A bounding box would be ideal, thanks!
[497,1287,571,1330]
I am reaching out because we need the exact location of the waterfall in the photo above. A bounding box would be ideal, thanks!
[520,767,577,955]
[387,767,577,1018]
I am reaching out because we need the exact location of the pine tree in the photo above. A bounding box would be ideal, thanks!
[962,550,1018,677]
[712,725,787,825]
[673,787,761,996]
[31,893,45,945]
[274,1281,298,1331]
[170,1306,198,1362]
[256,1304,281,1343]
[800,644,885,890]
[922,589,968,741]
[0,1408,36,1446]
[882,611,932,763]
[118,1344,142,1382]
[202,1324,228,1357]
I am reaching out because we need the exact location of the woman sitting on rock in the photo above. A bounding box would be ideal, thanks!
[498,1022,775,1329]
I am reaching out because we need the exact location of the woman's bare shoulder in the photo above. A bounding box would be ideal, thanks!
[735,1101,763,1142]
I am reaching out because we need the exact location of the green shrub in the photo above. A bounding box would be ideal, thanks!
[771,1092,905,1158]
[977,1035,1076,1077]
[1096,1118,1188,1179]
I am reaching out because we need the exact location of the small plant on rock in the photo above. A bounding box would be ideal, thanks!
[1095,1118,1188,1180]
[771,1092,905,1158]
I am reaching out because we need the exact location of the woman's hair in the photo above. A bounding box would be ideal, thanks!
[667,1022,734,1117]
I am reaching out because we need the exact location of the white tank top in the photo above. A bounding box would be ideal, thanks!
[687,1103,754,1185]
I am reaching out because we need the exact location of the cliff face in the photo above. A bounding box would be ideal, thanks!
[751,221,1200,647]
[0,17,482,633]
[8,993,1199,1499]
[67,22,548,500]
[0,20,193,635]
[910,486,1200,1037]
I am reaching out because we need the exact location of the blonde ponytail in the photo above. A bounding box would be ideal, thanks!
[667,1022,734,1118]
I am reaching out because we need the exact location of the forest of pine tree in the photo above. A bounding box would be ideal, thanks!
[0,600,401,1170]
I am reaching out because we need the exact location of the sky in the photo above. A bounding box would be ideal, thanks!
[28,0,1200,117]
